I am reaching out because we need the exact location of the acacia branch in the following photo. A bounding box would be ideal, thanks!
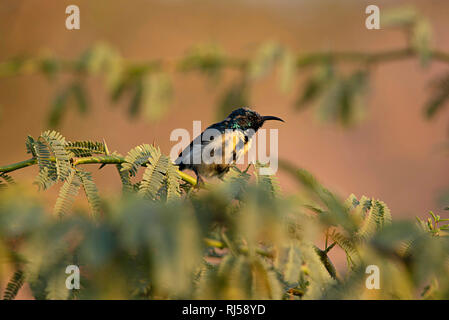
[0,155,198,186]
[203,238,273,258]
[2,46,449,79]
[203,238,339,280]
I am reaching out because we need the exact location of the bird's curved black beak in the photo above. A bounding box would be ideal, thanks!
[261,115,285,123]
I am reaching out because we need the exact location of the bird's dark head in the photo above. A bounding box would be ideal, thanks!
[224,107,284,131]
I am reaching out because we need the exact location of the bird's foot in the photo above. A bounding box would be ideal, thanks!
[194,175,205,189]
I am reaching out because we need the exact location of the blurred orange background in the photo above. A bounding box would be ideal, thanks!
[0,0,448,221]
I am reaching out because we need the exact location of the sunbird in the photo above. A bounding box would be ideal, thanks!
[175,107,284,185]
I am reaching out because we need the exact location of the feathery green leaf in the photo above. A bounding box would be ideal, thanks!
[77,171,101,219]
[3,270,25,300]
[53,169,82,217]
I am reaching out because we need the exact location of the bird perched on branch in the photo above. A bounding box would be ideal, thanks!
[175,107,284,185]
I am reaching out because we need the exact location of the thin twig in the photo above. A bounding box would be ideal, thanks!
[0,156,198,186]
[2,47,449,79]
[203,237,274,258]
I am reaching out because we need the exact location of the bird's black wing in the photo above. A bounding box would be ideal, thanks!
[175,120,229,169]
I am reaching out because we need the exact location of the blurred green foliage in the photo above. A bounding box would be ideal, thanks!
[0,7,448,128]
[0,131,448,300]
